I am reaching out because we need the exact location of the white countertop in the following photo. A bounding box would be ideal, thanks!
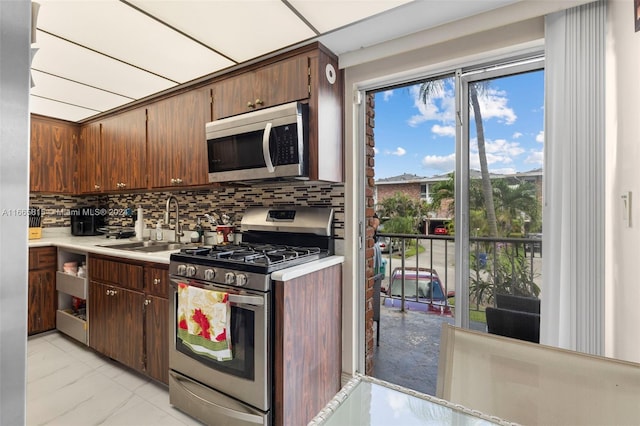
[29,230,174,264]
[29,229,345,273]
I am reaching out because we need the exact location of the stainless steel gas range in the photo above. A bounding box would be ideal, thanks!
[168,207,334,426]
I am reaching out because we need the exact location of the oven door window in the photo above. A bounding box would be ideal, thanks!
[176,299,256,381]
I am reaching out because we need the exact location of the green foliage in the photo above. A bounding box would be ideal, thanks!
[469,243,540,307]
[377,192,429,234]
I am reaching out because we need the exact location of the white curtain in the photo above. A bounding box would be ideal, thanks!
[542,0,605,354]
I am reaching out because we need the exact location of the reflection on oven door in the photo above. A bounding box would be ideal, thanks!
[169,371,270,425]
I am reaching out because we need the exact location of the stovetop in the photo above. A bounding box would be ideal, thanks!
[170,242,328,274]
[169,207,335,291]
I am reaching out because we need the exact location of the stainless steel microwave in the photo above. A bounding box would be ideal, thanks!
[206,101,309,183]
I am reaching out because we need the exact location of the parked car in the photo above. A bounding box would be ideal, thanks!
[382,267,455,315]
[434,225,448,235]
[524,232,542,256]
[376,223,399,253]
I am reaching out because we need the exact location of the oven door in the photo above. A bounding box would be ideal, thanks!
[206,101,308,182]
[169,277,271,413]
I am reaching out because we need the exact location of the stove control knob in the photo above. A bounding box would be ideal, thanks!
[204,269,216,281]
[186,265,197,278]
[236,273,248,287]
[176,264,187,276]
[225,272,236,284]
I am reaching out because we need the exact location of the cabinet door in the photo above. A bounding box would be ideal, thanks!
[78,122,102,193]
[113,286,145,371]
[28,269,56,335]
[89,281,116,357]
[89,280,144,369]
[147,88,210,188]
[30,116,78,193]
[101,108,147,191]
[212,55,309,120]
[145,295,169,384]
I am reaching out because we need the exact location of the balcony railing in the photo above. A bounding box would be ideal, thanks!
[377,232,542,314]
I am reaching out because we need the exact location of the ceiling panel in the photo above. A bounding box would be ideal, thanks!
[30,95,101,122]
[35,0,235,83]
[289,0,412,33]
[129,0,317,63]
[30,70,133,113]
[32,30,176,99]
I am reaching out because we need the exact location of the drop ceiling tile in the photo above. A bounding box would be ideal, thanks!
[32,31,176,99]
[35,0,235,83]
[289,0,413,33]
[129,0,317,63]
[30,95,101,122]
[30,70,133,113]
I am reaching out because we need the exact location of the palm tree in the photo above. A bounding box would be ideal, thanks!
[419,79,498,237]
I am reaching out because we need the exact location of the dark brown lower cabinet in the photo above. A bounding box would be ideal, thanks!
[143,265,169,384]
[89,280,145,370]
[274,263,342,426]
[28,247,57,335]
[88,255,169,384]
[144,294,169,384]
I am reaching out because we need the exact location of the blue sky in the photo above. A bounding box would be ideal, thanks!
[373,70,544,179]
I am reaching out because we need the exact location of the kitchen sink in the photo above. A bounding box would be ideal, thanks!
[98,240,192,252]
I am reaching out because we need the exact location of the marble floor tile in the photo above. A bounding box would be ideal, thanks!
[27,332,203,426]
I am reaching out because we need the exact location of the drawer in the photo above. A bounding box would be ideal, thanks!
[88,256,143,291]
[56,309,87,345]
[144,266,169,298]
[29,247,56,270]
[56,271,87,299]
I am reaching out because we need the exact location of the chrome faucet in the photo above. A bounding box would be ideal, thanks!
[164,195,183,243]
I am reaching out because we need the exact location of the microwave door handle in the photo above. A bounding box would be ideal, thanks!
[262,122,275,173]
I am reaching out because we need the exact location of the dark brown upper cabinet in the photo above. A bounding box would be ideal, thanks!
[100,108,147,192]
[212,55,309,120]
[78,121,102,194]
[147,87,211,188]
[30,115,78,194]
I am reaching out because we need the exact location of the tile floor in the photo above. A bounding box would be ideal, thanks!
[27,332,204,426]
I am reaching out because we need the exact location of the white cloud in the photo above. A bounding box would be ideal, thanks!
[431,124,455,137]
[391,147,406,156]
[422,153,455,172]
[512,132,523,139]
[373,147,379,154]
[525,150,544,165]
[407,82,456,127]
[382,90,394,101]
[536,130,544,143]
[473,88,517,125]
[468,137,528,171]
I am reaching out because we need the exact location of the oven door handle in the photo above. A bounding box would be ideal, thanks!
[228,294,264,307]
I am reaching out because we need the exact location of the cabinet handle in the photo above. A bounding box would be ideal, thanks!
[106,289,118,296]
[175,178,183,184]
[171,178,183,185]
[94,184,100,190]
[144,299,151,306]
[255,98,264,106]
[247,101,255,108]
[153,278,161,286]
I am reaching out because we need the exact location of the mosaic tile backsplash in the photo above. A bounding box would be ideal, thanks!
[29,181,345,240]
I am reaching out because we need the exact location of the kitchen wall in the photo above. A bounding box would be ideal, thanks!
[29,181,345,242]
[605,0,640,364]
